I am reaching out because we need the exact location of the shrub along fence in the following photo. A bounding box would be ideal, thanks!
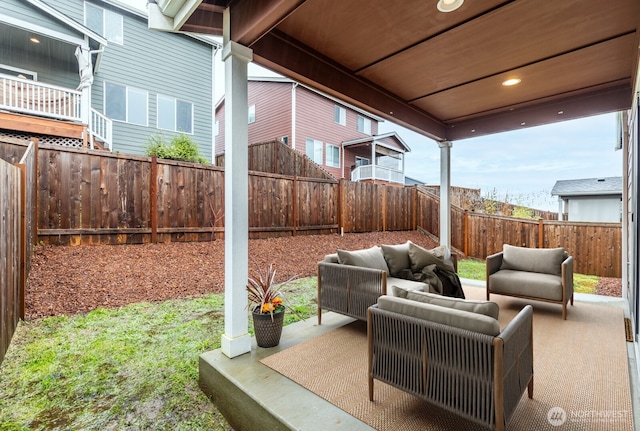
[0,137,37,365]
[0,140,622,278]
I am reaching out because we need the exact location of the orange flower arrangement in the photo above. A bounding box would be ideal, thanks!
[247,263,293,320]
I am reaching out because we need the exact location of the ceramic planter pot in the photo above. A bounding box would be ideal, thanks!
[252,308,285,347]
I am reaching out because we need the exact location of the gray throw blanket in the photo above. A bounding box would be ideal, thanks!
[396,260,465,299]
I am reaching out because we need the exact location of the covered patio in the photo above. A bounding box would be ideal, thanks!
[146,0,640,428]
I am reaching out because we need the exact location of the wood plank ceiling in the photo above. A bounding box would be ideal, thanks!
[174,0,639,141]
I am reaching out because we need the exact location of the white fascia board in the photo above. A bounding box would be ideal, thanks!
[147,0,203,33]
[26,0,107,45]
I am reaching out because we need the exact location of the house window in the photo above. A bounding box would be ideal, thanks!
[248,104,256,124]
[305,138,323,164]
[157,95,193,134]
[357,115,371,135]
[105,82,148,126]
[84,2,123,44]
[326,144,340,168]
[0,65,37,80]
[334,105,346,126]
[281,136,289,145]
[355,156,370,167]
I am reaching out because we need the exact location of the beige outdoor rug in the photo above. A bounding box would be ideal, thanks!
[261,288,633,430]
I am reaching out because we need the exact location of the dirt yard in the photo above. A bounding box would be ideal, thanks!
[26,231,622,320]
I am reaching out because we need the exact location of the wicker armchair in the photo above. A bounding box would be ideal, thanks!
[368,300,534,431]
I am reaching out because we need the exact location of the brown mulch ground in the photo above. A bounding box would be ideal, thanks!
[26,231,622,320]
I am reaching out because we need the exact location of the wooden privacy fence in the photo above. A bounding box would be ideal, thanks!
[415,188,622,278]
[0,138,36,365]
[32,143,341,244]
[0,140,622,278]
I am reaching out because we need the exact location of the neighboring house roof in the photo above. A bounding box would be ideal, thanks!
[551,177,622,197]
[342,132,411,153]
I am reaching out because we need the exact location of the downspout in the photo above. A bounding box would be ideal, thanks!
[211,43,221,163]
[291,82,298,149]
[371,140,376,182]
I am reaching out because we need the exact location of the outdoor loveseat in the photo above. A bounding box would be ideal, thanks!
[486,244,574,319]
[317,241,458,324]
[368,290,534,431]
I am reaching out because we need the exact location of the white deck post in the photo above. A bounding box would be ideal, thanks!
[220,17,253,358]
[439,140,452,250]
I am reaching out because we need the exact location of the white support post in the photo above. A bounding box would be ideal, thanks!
[439,140,452,251]
[220,18,253,358]
[371,142,376,181]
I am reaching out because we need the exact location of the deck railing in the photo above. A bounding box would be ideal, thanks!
[0,74,112,151]
[351,164,404,184]
[0,75,82,122]
[89,108,113,150]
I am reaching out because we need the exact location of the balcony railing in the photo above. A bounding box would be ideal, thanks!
[0,74,112,150]
[0,75,82,122]
[89,108,113,150]
[351,165,405,184]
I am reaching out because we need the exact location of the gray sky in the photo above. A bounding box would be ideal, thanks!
[379,113,621,211]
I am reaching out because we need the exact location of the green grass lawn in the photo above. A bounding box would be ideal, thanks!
[457,258,598,293]
[0,264,598,430]
[0,278,318,431]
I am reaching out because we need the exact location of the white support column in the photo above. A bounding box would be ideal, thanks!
[557,198,563,221]
[220,31,253,358]
[439,140,452,250]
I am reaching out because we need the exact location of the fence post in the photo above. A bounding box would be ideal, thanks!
[150,156,158,243]
[382,184,387,232]
[538,218,544,248]
[292,175,298,236]
[18,163,26,319]
[31,138,39,246]
[412,185,417,230]
[464,209,469,256]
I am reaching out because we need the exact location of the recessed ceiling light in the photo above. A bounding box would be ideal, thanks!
[557,110,564,115]
[437,0,464,12]
[502,78,521,86]
[520,122,526,126]
[30,36,40,44]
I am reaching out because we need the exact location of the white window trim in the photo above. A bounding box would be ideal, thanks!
[84,1,123,45]
[104,81,148,126]
[306,138,323,164]
[357,115,372,135]
[248,104,256,124]
[326,143,340,168]
[334,105,346,126]
[0,65,37,80]
[157,94,194,134]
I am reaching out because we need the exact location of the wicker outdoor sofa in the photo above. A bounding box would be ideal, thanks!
[317,241,458,324]
[368,291,534,431]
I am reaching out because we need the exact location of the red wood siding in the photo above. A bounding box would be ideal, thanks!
[248,81,292,146]
[215,80,382,179]
[295,86,378,179]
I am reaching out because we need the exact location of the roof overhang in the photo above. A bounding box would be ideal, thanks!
[148,0,640,142]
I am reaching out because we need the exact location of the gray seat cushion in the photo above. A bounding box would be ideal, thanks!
[378,296,500,336]
[387,278,428,295]
[381,242,411,276]
[501,244,565,275]
[398,288,499,319]
[490,269,563,301]
[337,246,389,272]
